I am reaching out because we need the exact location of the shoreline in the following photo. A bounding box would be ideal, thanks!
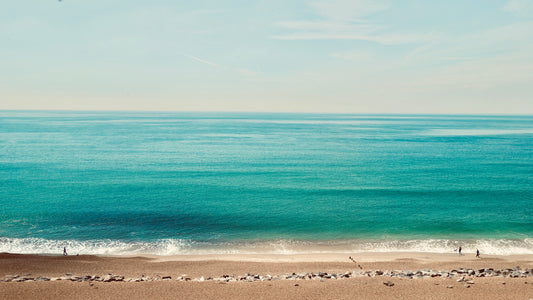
[3,250,532,261]
[2,237,532,257]
[1,252,532,299]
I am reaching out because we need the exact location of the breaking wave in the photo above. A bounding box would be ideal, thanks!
[1,237,532,256]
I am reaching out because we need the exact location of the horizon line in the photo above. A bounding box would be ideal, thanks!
[1,108,532,117]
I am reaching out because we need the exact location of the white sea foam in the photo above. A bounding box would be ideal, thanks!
[1,238,532,256]
[425,129,533,136]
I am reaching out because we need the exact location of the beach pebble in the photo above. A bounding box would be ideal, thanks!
[3,266,530,284]
[35,276,50,281]
[511,271,522,278]
[383,281,394,287]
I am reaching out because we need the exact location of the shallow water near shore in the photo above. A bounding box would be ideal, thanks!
[0,111,532,255]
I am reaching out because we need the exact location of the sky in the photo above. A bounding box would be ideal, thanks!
[1,0,532,114]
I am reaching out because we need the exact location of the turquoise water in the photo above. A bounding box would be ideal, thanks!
[1,111,532,255]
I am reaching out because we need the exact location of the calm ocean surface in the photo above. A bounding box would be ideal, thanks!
[1,111,532,255]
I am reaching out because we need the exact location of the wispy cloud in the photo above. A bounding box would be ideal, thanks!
[503,0,533,16]
[402,20,533,64]
[275,21,379,32]
[438,56,480,61]
[184,54,259,78]
[331,49,372,61]
[272,0,431,45]
[272,31,434,45]
[403,43,436,62]
[310,0,390,21]
[184,54,220,67]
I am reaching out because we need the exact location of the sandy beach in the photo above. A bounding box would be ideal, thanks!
[1,252,532,299]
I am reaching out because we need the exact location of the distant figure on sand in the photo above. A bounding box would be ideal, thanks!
[63,247,68,256]
[476,249,480,258]
[458,246,462,256]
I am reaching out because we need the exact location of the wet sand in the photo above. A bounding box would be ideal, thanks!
[1,252,532,299]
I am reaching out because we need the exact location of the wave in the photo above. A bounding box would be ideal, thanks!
[1,237,532,256]
[425,129,533,136]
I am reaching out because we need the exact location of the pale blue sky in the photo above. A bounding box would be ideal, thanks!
[1,0,532,113]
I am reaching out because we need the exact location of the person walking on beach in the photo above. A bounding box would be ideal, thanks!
[476,249,480,258]
[63,246,68,256]
[458,246,462,256]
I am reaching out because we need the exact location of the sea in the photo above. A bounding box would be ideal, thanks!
[0,111,532,256]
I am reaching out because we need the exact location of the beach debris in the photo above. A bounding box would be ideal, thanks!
[446,285,454,289]
[2,267,531,283]
[383,281,394,287]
